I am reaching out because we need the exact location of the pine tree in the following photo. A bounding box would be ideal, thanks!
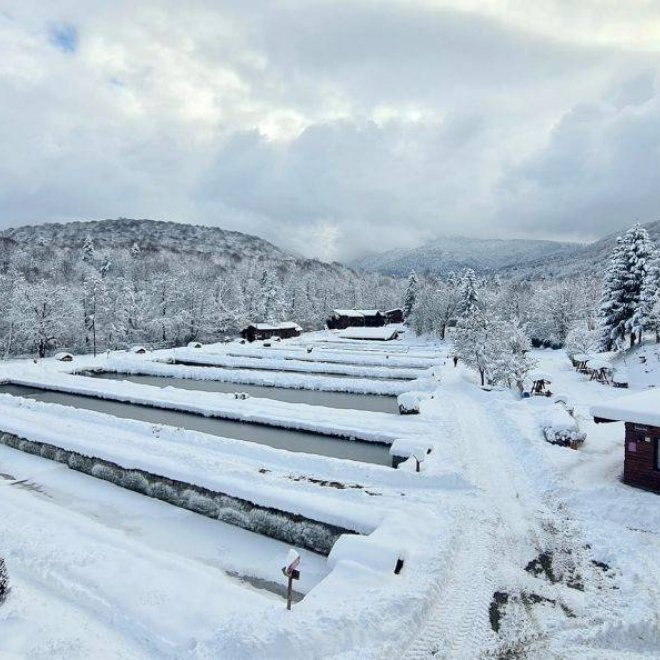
[261,271,285,324]
[0,556,8,604]
[632,251,660,341]
[456,268,479,318]
[403,270,418,320]
[599,225,655,350]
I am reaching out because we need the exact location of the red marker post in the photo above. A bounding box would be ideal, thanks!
[282,549,301,610]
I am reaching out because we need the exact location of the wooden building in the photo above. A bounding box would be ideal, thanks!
[326,309,386,330]
[240,322,302,343]
[384,308,404,324]
[592,390,660,493]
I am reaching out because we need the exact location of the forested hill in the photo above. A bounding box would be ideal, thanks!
[351,236,582,278]
[0,218,404,358]
[0,218,294,263]
[353,220,660,280]
[497,220,660,280]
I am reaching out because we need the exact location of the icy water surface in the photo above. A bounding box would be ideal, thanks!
[89,372,399,414]
[0,384,391,466]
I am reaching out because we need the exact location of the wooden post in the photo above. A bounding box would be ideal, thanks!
[286,573,294,610]
[281,567,300,610]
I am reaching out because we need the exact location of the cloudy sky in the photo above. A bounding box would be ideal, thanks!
[2,1,660,261]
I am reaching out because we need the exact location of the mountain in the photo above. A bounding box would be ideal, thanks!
[497,220,660,280]
[351,236,582,278]
[352,220,660,280]
[0,218,294,263]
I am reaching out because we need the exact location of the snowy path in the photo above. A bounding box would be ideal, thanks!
[402,366,625,658]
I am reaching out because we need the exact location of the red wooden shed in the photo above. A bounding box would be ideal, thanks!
[592,390,660,493]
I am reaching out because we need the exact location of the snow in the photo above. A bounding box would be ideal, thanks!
[396,390,434,414]
[338,327,400,341]
[591,388,660,426]
[2,334,660,657]
[173,347,423,379]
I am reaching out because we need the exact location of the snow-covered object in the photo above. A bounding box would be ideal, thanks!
[586,358,611,372]
[572,353,592,363]
[54,352,74,362]
[529,370,552,383]
[130,346,148,354]
[339,327,400,341]
[591,389,660,426]
[389,438,431,460]
[187,341,203,349]
[253,322,302,332]
[397,391,433,415]
[553,394,574,415]
[612,368,629,387]
[539,405,586,447]
[327,534,404,574]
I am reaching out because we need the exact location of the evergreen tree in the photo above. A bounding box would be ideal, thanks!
[403,270,418,320]
[456,268,480,318]
[632,251,660,341]
[599,225,656,350]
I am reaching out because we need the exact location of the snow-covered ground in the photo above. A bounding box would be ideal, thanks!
[1,335,659,657]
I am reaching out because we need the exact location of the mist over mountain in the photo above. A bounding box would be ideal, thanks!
[351,221,660,280]
[351,236,583,278]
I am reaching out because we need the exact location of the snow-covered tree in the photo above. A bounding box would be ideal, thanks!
[565,321,601,359]
[632,252,660,341]
[0,556,8,604]
[403,270,418,320]
[599,225,656,350]
[453,308,495,386]
[261,270,286,323]
[82,235,95,263]
[456,268,480,318]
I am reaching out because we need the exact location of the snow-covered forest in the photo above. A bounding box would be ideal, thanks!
[0,220,405,358]
[409,224,660,388]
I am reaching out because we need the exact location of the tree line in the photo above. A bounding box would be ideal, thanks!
[0,236,405,358]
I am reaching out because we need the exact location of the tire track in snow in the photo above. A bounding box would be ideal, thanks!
[403,372,553,658]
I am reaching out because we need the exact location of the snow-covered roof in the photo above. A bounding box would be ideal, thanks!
[591,389,660,426]
[332,309,382,317]
[529,369,552,382]
[252,322,302,331]
[385,308,403,314]
[339,327,399,341]
[573,353,592,362]
[54,352,73,361]
[130,346,148,353]
[333,309,364,318]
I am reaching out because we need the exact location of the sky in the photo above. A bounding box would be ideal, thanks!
[1,1,660,262]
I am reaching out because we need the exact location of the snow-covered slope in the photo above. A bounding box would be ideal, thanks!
[351,236,582,277]
[0,218,292,262]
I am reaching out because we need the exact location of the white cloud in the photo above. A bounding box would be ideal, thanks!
[1,1,659,258]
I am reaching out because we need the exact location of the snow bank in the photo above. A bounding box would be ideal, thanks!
[327,534,404,574]
[397,391,434,415]
[173,348,424,380]
[338,327,401,341]
[6,371,439,444]
[102,357,415,395]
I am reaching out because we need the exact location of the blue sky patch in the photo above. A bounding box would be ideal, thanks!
[49,23,78,53]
